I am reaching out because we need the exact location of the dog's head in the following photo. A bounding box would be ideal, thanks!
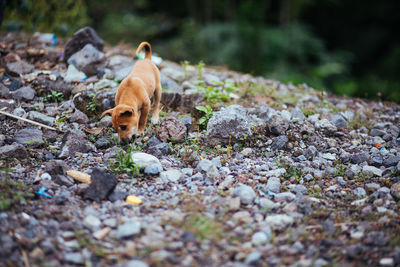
[101,104,139,142]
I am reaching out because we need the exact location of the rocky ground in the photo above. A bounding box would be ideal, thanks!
[1,28,400,267]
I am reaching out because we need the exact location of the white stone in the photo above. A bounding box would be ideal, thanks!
[362,165,383,176]
[131,152,161,169]
[321,153,336,161]
[160,169,183,183]
[265,214,294,231]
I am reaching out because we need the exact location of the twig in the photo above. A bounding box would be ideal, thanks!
[21,250,30,267]
[0,107,58,131]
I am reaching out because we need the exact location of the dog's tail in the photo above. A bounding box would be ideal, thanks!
[136,41,152,60]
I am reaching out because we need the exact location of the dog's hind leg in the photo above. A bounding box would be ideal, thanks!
[151,81,161,124]
[138,100,150,134]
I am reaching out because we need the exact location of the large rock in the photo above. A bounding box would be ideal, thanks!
[14,128,43,147]
[0,144,28,160]
[67,44,106,76]
[64,26,104,62]
[6,61,34,76]
[161,92,203,113]
[156,117,187,143]
[59,131,94,159]
[84,168,118,202]
[161,74,182,93]
[206,105,252,146]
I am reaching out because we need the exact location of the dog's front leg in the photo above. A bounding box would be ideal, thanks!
[138,101,150,133]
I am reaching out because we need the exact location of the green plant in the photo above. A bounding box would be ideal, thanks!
[197,60,205,80]
[109,142,142,177]
[181,60,190,80]
[195,105,213,129]
[0,178,34,211]
[183,213,223,242]
[276,159,304,181]
[44,90,64,103]
[87,93,99,112]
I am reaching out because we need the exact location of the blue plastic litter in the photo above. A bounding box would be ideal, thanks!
[82,77,88,81]
[37,186,52,198]
[52,34,57,46]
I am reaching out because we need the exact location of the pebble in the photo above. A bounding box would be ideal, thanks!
[83,215,101,231]
[232,184,256,205]
[265,214,294,231]
[160,169,183,183]
[144,163,163,175]
[362,165,383,177]
[131,152,161,169]
[251,232,269,245]
[116,221,141,238]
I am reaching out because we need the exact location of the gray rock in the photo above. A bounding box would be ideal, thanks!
[265,214,294,231]
[94,79,118,90]
[197,159,214,172]
[123,260,149,267]
[362,165,383,177]
[144,163,163,175]
[370,153,383,167]
[251,232,269,245]
[245,251,262,265]
[116,221,141,238]
[0,144,28,159]
[274,192,296,202]
[69,109,89,124]
[64,252,84,264]
[131,152,161,169]
[390,182,400,200]
[114,65,134,81]
[291,107,305,121]
[383,155,400,167]
[64,64,86,82]
[44,160,67,176]
[267,114,289,135]
[353,187,367,198]
[206,105,252,146]
[160,67,185,81]
[350,152,369,164]
[68,43,106,76]
[27,111,55,126]
[6,61,34,76]
[10,86,35,101]
[270,135,289,150]
[331,114,348,128]
[83,215,101,231]
[291,185,307,195]
[64,26,104,62]
[13,107,26,117]
[147,143,170,158]
[315,119,337,133]
[160,169,182,183]
[59,131,94,159]
[397,161,400,173]
[232,184,256,205]
[156,117,187,143]
[258,198,277,211]
[0,83,9,97]
[266,177,281,193]
[161,74,182,93]
[370,128,386,137]
[108,190,128,202]
[14,128,43,147]
[304,146,318,160]
[95,136,111,149]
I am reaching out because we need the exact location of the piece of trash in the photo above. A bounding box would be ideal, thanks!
[375,142,383,149]
[33,33,57,46]
[136,52,145,60]
[126,195,142,205]
[66,170,91,184]
[37,186,52,198]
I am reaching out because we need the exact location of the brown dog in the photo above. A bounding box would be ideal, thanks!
[101,42,161,142]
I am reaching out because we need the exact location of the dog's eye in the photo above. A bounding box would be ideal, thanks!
[120,125,127,131]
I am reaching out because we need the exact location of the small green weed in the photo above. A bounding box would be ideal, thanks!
[44,90,64,103]
[276,159,304,181]
[0,177,35,211]
[87,93,99,112]
[197,60,205,80]
[181,60,190,80]
[183,213,223,242]
[195,105,213,130]
[197,81,239,105]
[109,142,142,177]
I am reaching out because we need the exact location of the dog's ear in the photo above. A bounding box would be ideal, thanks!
[101,108,114,118]
[120,108,134,117]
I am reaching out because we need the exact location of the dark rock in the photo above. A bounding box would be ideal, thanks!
[95,136,111,149]
[364,231,388,246]
[53,175,74,187]
[6,61,34,76]
[147,143,170,158]
[67,44,106,76]
[54,189,72,205]
[331,114,348,128]
[44,160,67,176]
[181,231,196,243]
[370,128,386,137]
[161,74,182,93]
[59,131,94,159]
[304,145,318,160]
[0,82,9,97]
[345,244,364,260]
[14,128,43,147]
[350,152,369,164]
[369,153,383,167]
[64,26,104,62]
[6,79,23,91]
[270,135,289,150]
[179,116,192,133]
[10,86,35,101]
[69,108,89,124]
[266,115,290,135]
[156,117,187,143]
[108,190,128,202]
[161,92,203,113]
[84,168,117,202]
[145,136,162,147]
[206,105,252,146]
[0,143,28,160]
[383,155,400,167]
[30,75,73,97]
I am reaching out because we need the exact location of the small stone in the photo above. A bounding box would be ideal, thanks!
[351,152,369,164]
[64,252,84,264]
[252,232,269,245]
[370,153,383,167]
[11,86,35,101]
[362,165,383,177]
[160,169,182,183]
[69,109,89,124]
[266,177,281,193]
[64,26,104,61]
[245,251,262,265]
[0,143,28,160]
[291,107,305,121]
[67,43,106,76]
[197,159,214,172]
[331,114,348,128]
[353,187,367,198]
[267,115,290,135]
[270,135,289,150]
[274,192,296,202]
[379,258,394,266]
[315,119,337,133]
[14,128,43,147]
[83,215,101,231]
[156,117,187,143]
[265,214,294,231]
[232,184,256,205]
[383,155,400,167]
[6,61,34,76]
[144,163,163,175]
[59,131,94,159]
[108,190,128,202]
[124,260,149,267]
[27,111,55,126]
[131,152,161,169]
[370,128,386,137]
[147,142,170,158]
[116,221,141,238]
[390,182,400,200]
[241,148,253,156]
[93,227,111,240]
[64,64,86,82]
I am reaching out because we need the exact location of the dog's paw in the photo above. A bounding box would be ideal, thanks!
[151,117,159,124]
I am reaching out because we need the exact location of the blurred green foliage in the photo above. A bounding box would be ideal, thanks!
[2,0,399,102]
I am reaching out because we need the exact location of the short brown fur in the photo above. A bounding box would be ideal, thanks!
[101,42,161,141]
